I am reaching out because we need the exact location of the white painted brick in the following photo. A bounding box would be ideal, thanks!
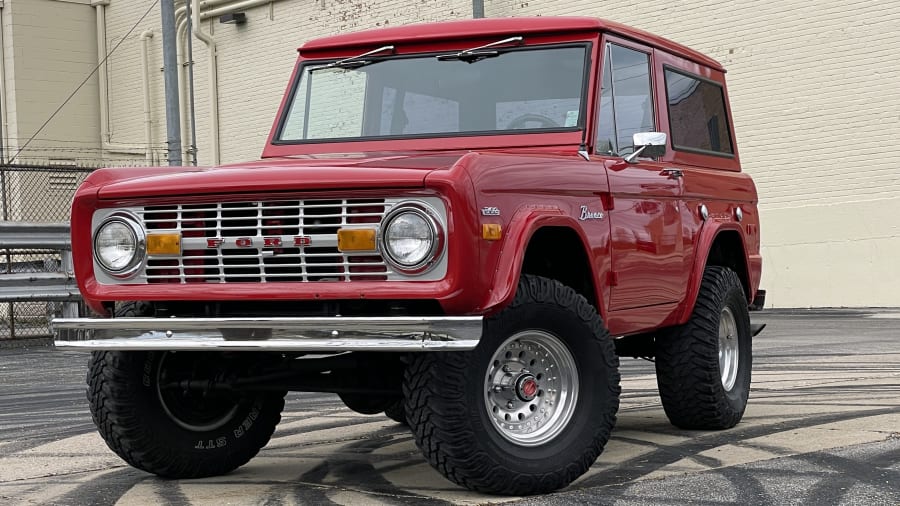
[47,0,900,307]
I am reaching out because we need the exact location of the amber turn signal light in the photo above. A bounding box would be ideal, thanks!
[482,224,502,240]
[337,228,377,251]
[146,233,181,255]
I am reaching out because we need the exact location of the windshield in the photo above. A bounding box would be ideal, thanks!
[276,45,589,143]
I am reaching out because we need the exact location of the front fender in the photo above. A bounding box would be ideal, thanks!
[481,205,603,318]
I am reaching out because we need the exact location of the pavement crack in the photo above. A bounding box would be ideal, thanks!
[0,464,128,484]
[288,479,451,502]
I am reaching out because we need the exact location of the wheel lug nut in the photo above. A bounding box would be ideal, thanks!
[506,401,515,409]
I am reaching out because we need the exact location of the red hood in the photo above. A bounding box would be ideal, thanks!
[92,152,467,200]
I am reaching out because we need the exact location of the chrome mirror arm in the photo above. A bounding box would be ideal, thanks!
[623,145,647,164]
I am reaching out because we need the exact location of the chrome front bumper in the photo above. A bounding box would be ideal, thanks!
[52,316,483,352]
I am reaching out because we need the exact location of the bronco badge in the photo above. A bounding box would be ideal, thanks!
[579,205,604,221]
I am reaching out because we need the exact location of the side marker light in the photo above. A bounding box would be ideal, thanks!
[482,224,502,241]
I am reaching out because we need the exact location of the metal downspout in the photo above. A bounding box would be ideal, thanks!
[185,1,198,166]
[176,10,190,165]
[191,0,220,165]
[91,0,147,157]
[472,0,484,18]
[189,0,289,165]
[174,2,198,166]
[140,31,155,163]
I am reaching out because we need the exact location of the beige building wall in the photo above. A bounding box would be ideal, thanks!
[102,0,473,166]
[1,0,102,221]
[93,1,900,308]
[483,1,900,308]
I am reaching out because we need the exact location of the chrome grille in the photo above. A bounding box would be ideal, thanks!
[141,199,391,283]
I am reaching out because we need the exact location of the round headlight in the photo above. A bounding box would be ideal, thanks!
[94,216,145,277]
[382,204,443,273]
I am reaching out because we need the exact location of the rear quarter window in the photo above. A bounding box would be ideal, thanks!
[664,68,734,157]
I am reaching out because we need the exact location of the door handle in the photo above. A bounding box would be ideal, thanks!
[660,168,683,179]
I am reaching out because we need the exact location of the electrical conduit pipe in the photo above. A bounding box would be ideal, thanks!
[140,30,155,163]
[192,0,287,165]
[91,0,148,157]
[198,0,284,21]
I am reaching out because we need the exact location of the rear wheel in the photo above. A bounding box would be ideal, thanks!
[655,266,752,429]
[404,275,620,495]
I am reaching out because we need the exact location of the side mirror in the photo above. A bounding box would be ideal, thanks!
[623,132,668,163]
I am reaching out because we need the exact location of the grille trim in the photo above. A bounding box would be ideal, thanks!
[91,196,449,285]
[142,199,391,283]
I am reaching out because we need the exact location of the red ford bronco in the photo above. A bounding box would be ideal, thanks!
[55,17,764,495]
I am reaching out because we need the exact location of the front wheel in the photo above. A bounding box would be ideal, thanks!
[404,275,620,495]
[86,350,285,478]
[655,266,752,429]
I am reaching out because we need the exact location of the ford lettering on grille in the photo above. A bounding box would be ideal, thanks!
[204,236,312,249]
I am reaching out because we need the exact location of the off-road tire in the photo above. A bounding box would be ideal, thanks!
[338,393,397,415]
[655,266,752,430]
[86,303,285,478]
[403,275,620,495]
[383,399,407,425]
[338,394,406,424]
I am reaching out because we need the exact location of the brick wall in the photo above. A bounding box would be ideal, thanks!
[3,0,101,220]
[6,0,99,150]
[96,0,900,307]
[103,0,472,164]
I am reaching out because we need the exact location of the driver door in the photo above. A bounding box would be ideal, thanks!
[596,39,685,312]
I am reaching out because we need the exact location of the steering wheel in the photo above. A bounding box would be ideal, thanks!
[506,113,560,130]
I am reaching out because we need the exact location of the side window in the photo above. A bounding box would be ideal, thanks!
[596,44,655,156]
[664,69,734,155]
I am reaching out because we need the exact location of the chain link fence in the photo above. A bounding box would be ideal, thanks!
[0,165,94,341]
[0,124,167,342]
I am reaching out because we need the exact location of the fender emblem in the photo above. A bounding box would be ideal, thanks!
[579,205,604,221]
[481,206,501,216]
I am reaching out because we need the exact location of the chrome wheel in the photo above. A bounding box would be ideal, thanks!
[484,330,579,447]
[718,307,740,391]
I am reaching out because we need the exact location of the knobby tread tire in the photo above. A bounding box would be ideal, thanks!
[403,275,620,495]
[655,266,752,430]
[86,303,285,478]
[383,399,407,425]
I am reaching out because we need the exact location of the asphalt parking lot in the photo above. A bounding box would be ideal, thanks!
[1,310,898,505]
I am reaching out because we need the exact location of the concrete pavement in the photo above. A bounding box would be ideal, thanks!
[0,310,898,505]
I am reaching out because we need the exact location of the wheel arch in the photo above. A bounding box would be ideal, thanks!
[521,226,599,309]
[678,224,752,323]
[483,214,605,320]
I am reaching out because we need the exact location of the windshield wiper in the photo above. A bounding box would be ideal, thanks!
[436,36,524,63]
[312,45,396,71]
